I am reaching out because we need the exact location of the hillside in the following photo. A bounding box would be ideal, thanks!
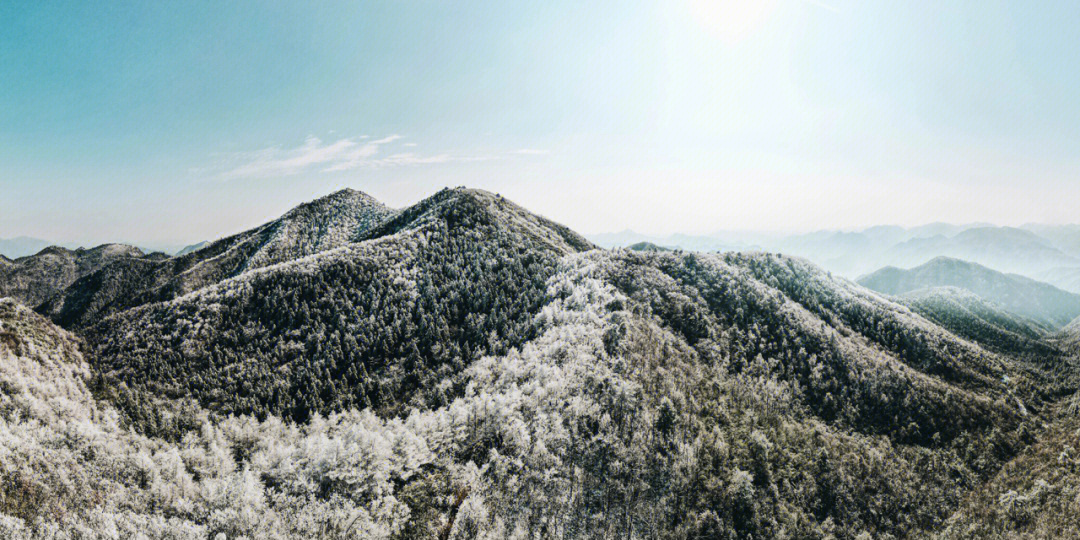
[1036,265,1080,294]
[39,188,395,328]
[3,188,1079,538]
[0,297,479,537]
[78,187,1068,537]
[858,257,1080,329]
[87,188,594,421]
[898,287,1058,357]
[0,244,145,307]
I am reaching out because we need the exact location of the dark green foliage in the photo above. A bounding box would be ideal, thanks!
[39,188,395,328]
[87,189,592,422]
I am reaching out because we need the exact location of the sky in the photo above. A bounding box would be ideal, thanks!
[3,0,1080,247]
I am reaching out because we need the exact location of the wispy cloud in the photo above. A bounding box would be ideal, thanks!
[513,148,549,155]
[206,136,541,180]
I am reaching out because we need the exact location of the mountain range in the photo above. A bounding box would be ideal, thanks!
[858,256,1080,330]
[590,223,1080,291]
[1,188,1078,538]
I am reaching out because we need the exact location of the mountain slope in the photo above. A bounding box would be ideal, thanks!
[39,188,395,328]
[0,244,145,307]
[81,182,1063,538]
[0,298,469,537]
[9,189,1079,538]
[1036,265,1080,294]
[858,257,1080,329]
[898,287,1058,357]
[87,188,595,421]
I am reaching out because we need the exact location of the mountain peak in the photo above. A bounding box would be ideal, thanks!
[361,186,594,254]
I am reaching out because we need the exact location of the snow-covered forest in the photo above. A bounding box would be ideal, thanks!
[1,189,1079,539]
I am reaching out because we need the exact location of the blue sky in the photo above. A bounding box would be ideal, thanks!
[3,1,1080,246]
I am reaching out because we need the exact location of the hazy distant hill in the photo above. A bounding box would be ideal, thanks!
[1022,223,1080,258]
[591,223,1080,282]
[886,227,1080,277]
[627,241,670,252]
[1036,266,1080,295]
[174,240,208,256]
[0,244,145,307]
[859,257,1080,329]
[0,236,54,259]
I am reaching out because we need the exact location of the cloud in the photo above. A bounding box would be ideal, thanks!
[208,135,536,180]
[214,135,427,179]
[513,148,550,155]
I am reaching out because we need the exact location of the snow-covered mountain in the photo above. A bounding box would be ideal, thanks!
[38,188,395,328]
[0,244,145,307]
[0,188,1078,538]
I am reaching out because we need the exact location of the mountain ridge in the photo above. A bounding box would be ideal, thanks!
[858,256,1080,329]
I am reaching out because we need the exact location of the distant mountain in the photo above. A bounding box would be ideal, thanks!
[1035,265,1080,295]
[0,236,54,259]
[0,244,145,307]
[885,227,1080,278]
[627,241,671,252]
[859,257,1080,329]
[175,240,208,256]
[39,188,395,328]
[587,229,651,248]
[588,230,749,252]
[1022,223,1080,258]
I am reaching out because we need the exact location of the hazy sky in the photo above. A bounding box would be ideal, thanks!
[3,0,1080,245]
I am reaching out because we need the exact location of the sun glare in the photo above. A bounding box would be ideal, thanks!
[684,0,781,43]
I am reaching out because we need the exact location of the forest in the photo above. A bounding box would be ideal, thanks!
[0,188,1078,538]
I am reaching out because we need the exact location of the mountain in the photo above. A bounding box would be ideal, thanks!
[83,238,1059,538]
[79,187,1062,538]
[87,188,594,420]
[1022,223,1080,258]
[883,227,1079,278]
[627,241,671,252]
[4,189,1080,537]
[858,257,1080,329]
[1035,265,1080,295]
[175,240,208,256]
[0,236,54,259]
[39,188,395,328]
[591,224,1080,282]
[0,244,145,307]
